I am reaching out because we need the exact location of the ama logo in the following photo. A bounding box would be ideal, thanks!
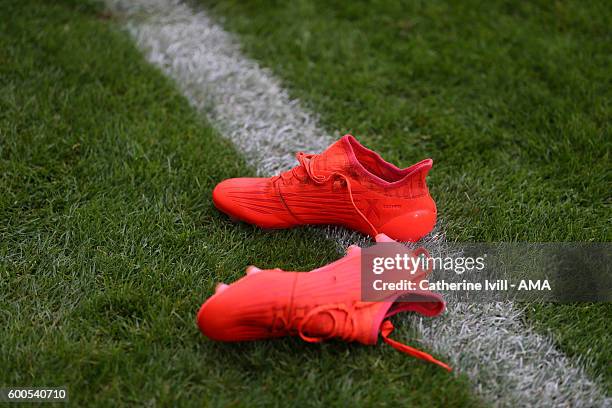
[517,280,551,290]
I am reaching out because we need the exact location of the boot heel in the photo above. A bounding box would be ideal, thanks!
[378,209,436,242]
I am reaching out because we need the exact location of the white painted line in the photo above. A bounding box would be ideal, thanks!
[104,1,610,406]
[107,0,332,176]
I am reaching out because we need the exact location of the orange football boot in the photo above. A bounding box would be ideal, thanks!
[197,234,451,371]
[213,135,436,242]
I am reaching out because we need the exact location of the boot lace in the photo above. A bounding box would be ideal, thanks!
[297,303,451,371]
[274,152,378,237]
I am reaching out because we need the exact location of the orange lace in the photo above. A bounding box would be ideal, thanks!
[381,320,451,372]
[297,303,452,372]
[275,152,379,237]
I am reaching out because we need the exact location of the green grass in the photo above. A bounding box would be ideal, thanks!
[202,0,612,386]
[0,0,481,406]
[523,304,612,386]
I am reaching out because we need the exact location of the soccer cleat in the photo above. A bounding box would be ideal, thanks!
[197,234,451,371]
[213,135,436,242]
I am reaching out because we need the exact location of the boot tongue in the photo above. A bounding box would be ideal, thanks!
[311,136,353,176]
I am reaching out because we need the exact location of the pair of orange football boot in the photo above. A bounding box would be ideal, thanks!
[198,135,450,371]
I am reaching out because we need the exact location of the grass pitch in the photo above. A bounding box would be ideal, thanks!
[203,0,611,387]
[1,1,480,405]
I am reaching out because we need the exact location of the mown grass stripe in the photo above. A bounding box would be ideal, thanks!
[104,1,610,406]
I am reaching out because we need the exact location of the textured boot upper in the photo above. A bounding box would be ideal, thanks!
[212,135,437,240]
[197,234,450,371]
